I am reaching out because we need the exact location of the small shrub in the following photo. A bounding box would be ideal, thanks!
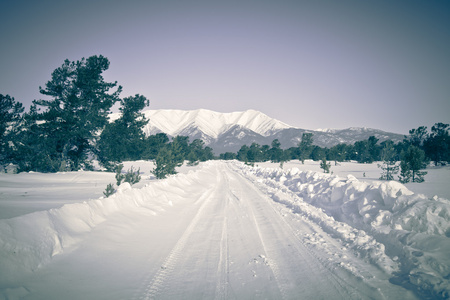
[115,164,125,186]
[187,151,199,166]
[115,164,141,186]
[103,183,116,197]
[320,158,331,173]
[124,166,141,185]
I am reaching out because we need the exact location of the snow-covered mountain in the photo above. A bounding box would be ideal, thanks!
[145,109,291,140]
[110,109,404,153]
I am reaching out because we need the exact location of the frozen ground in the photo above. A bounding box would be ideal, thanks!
[0,160,449,299]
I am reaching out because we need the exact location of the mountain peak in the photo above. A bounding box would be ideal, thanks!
[140,109,292,139]
[109,109,404,154]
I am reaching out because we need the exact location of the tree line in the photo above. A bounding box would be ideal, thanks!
[223,125,449,183]
[225,127,449,166]
[1,55,449,182]
[0,55,213,178]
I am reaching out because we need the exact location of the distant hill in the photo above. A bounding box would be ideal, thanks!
[110,109,404,154]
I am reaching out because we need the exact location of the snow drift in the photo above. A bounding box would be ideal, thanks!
[0,161,448,298]
[234,163,450,298]
[0,169,209,285]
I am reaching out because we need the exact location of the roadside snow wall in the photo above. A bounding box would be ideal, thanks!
[234,162,450,299]
[0,168,208,286]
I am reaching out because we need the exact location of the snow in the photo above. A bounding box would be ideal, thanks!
[110,109,293,139]
[0,160,449,299]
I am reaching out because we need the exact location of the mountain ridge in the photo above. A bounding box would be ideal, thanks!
[109,109,404,154]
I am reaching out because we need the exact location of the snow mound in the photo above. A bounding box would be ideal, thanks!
[0,165,212,284]
[234,162,450,299]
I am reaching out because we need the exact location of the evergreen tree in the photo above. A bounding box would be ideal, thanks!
[98,94,149,167]
[320,157,331,173]
[399,145,427,183]
[186,151,199,166]
[115,164,126,186]
[310,146,325,161]
[202,146,214,161]
[287,146,300,160]
[152,147,178,179]
[237,145,249,162]
[247,143,264,162]
[298,133,313,164]
[353,136,379,163]
[261,145,270,161]
[20,55,121,171]
[328,144,348,165]
[170,136,189,166]
[14,105,65,172]
[143,133,169,160]
[378,140,399,180]
[399,159,412,183]
[0,94,24,168]
[220,152,237,160]
[186,138,214,165]
[123,166,141,185]
[187,139,203,162]
[367,136,380,161]
[269,139,285,163]
[405,126,428,148]
[424,123,449,166]
[103,183,116,198]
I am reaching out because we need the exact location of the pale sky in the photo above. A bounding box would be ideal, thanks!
[1,0,449,134]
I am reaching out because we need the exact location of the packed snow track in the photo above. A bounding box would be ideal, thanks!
[1,161,442,299]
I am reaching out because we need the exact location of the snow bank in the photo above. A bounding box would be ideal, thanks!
[0,166,209,285]
[233,162,450,299]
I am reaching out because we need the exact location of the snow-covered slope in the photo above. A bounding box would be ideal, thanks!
[109,109,404,153]
[111,109,291,140]
[2,161,448,299]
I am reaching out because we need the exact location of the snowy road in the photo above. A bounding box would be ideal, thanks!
[3,162,421,300]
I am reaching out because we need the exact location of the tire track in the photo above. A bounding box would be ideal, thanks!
[225,163,357,299]
[227,162,408,299]
[214,215,229,300]
[224,166,288,300]
[134,184,218,300]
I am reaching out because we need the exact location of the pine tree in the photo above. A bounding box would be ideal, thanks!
[248,143,264,162]
[115,164,126,186]
[103,183,116,197]
[152,147,178,179]
[378,140,399,180]
[219,152,237,160]
[398,159,412,183]
[186,151,199,166]
[424,123,449,166]
[188,139,213,163]
[237,145,249,162]
[298,133,313,164]
[399,145,427,183]
[405,126,428,148]
[328,143,348,165]
[320,158,331,173]
[269,139,285,163]
[143,133,169,160]
[170,137,187,167]
[0,94,24,168]
[353,136,379,163]
[21,55,121,171]
[98,94,149,166]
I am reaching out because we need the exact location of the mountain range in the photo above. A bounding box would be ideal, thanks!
[110,109,404,154]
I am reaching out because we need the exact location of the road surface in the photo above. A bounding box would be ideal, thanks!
[16,162,417,299]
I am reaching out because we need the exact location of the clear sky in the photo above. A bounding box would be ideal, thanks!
[1,0,449,134]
